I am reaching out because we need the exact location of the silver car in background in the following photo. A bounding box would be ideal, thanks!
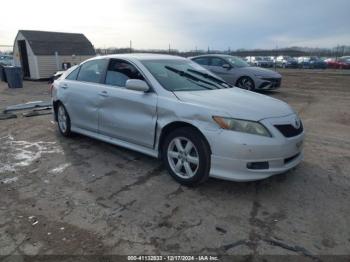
[191,54,282,91]
[52,54,304,186]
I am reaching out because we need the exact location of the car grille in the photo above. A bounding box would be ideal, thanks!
[274,122,303,137]
[261,78,281,88]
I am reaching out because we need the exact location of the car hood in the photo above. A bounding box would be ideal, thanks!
[174,88,294,121]
[239,66,281,78]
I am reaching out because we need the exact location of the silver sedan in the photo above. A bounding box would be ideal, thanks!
[52,54,304,186]
[191,54,282,91]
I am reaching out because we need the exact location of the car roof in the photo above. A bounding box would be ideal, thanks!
[191,54,234,59]
[88,53,187,62]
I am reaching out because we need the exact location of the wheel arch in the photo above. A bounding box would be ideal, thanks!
[158,121,212,158]
[53,100,69,122]
[52,100,61,121]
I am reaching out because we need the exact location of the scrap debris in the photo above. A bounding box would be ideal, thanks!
[0,113,17,120]
[28,216,39,226]
[4,101,51,113]
[1,100,52,120]
[23,108,52,117]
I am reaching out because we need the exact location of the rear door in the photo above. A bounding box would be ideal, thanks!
[60,59,108,133]
[98,59,157,148]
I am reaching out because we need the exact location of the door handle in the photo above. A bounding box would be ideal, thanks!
[61,83,68,89]
[99,91,109,97]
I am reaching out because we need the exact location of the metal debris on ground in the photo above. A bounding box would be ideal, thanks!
[0,100,52,119]
[23,110,52,117]
[4,101,51,113]
[0,113,17,120]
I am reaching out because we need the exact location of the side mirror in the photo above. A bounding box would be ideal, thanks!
[222,63,232,69]
[125,79,149,92]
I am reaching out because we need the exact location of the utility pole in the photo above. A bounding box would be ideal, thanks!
[129,40,132,53]
[169,44,171,54]
[335,45,339,61]
[274,44,278,71]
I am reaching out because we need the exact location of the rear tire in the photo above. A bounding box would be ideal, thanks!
[57,103,72,137]
[162,127,211,186]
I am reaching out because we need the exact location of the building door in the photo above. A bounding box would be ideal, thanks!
[18,40,30,77]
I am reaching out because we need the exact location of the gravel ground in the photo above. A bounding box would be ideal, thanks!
[0,69,349,260]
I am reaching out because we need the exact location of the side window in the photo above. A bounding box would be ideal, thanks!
[193,57,209,66]
[66,67,80,80]
[210,57,226,67]
[105,59,144,87]
[77,59,108,84]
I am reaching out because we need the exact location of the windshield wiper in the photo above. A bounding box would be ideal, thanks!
[165,66,218,90]
[187,69,231,88]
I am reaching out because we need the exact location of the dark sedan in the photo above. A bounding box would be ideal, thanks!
[298,57,327,69]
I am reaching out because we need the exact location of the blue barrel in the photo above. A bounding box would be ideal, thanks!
[4,66,23,88]
[0,64,7,82]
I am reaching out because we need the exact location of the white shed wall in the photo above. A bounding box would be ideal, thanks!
[36,55,93,79]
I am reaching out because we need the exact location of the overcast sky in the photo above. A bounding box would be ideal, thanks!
[1,0,349,51]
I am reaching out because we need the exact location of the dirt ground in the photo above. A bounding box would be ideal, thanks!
[0,69,350,260]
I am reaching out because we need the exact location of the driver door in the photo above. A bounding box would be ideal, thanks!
[98,59,157,148]
[208,57,236,84]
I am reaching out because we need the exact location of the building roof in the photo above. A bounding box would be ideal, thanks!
[18,30,95,56]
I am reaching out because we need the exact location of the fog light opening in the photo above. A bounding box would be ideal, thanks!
[247,161,269,170]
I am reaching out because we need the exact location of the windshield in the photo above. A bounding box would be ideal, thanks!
[225,56,250,68]
[141,59,231,91]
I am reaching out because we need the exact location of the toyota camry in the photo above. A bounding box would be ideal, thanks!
[52,54,304,186]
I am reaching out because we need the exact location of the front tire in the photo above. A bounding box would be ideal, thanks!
[57,103,72,137]
[236,77,255,91]
[162,127,211,186]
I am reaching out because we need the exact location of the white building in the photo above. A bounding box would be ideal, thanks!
[13,30,95,79]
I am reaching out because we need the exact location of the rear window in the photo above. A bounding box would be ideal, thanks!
[192,57,209,66]
[77,59,108,84]
[66,67,80,80]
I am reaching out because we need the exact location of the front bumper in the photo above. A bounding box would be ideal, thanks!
[257,77,282,90]
[209,150,303,182]
[205,114,304,182]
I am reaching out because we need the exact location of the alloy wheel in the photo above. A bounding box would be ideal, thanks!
[238,78,254,90]
[57,105,67,133]
[167,137,199,179]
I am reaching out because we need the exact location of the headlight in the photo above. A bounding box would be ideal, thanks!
[213,116,272,137]
[254,74,265,78]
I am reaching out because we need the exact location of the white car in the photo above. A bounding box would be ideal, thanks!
[52,54,304,185]
[245,56,274,68]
